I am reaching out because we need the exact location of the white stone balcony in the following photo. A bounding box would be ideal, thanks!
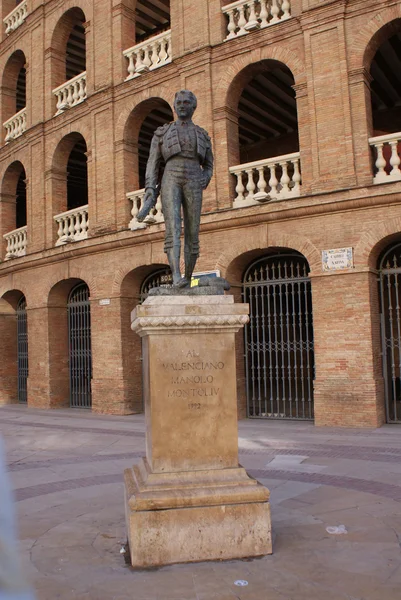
[369,132,401,184]
[127,189,164,230]
[229,152,301,208]
[222,0,291,40]
[52,72,87,116]
[3,107,26,143]
[4,0,28,35]
[3,226,27,259]
[123,30,172,80]
[54,205,89,246]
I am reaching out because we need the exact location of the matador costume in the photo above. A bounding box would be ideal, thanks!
[144,119,214,283]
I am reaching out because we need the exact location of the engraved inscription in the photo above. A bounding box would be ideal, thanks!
[162,349,225,409]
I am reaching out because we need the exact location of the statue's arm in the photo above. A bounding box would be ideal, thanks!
[202,140,214,189]
[145,133,163,192]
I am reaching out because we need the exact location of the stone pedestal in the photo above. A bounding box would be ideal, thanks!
[124,295,272,567]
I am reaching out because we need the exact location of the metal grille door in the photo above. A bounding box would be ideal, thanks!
[243,254,314,420]
[68,283,92,408]
[17,296,28,404]
[379,243,401,423]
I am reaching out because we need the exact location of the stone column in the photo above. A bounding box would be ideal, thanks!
[124,295,272,567]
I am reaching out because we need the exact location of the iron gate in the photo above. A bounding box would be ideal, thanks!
[379,243,401,423]
[16,295,28,404]
[68,283,92,408]
[243,254,315,420]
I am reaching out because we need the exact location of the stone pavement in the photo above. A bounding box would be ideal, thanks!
[1,405,401,600]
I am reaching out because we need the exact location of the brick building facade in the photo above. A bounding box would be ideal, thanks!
[0,0,401,427]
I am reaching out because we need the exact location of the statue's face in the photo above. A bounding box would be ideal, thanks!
[174,93,196,120]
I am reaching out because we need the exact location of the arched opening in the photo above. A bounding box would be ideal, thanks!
[68,282,92,408]
[368,21,401,182]
[2,50,26,142]
[67,137,88,210]
[242,250,314,420]
[137,101,173,189]
[228,60,300,205]
[135,0,170,43]
[140,266,172,301]
[124,1,171,79]
[0,290,26,405]
[52,132,89,245]
[1,160,27,259]
[378,240,401,423]
[47,278,92,408]
[66,20,86,81]
[51,8,87,114]
[124,98,173,227]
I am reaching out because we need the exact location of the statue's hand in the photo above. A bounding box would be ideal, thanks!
[200,174,210,190]
[137,188,157,222]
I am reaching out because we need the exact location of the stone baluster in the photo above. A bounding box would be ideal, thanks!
[234,172,245,206]
[281,0,291,19]
[280,161,290,196]
[225,8,237,39]
[268,164,279,198]
[271,0,280,23]
[237,5,248,35]
[142,46,152,71]
[246,1,259,30]
[254,166,268,201]
[81,210,88,237]
[150,40,159,67]
[135,49,145,74]
[389,141,401,179]
[245,168,256,202]
[126,52,136,79]
[159,36,169,64]
[374,142,387,183]
[259,0,269,27]
[292,158,301,195]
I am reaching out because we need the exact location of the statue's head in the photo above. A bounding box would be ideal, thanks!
[174,90,197,120]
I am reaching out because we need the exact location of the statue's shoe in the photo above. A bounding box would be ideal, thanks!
[175,277,190,289]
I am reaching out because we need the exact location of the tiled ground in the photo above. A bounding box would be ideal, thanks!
[1,405,401,599]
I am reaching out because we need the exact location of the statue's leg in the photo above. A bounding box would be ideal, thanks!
[161,175,183,286]
[182,178,202,284]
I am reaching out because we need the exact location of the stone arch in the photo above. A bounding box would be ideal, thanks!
[349,8,401,72]
[214,45,305,110]
[0,160,27,258]
[46,277,91,408]
[217,233,320,284]
[0,288,25,405]
[49,5,88,113]
[49,131,90,241]
[356,218,401,270]
[115,83,177,142]
[1,49,27,139]
[123,96,174,192]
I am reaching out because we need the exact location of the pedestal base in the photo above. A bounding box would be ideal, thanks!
[124,458,272,567]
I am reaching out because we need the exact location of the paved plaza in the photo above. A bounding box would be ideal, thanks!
[1,405,401,599]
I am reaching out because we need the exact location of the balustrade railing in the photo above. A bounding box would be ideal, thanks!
[229,153,301,208]
[222,0,291,40]
[123,30,172,80]
[3,226,27,259]
[3,108,26,143]
[53,72,87,115]
[369,133,401,184]
[4,0,27,34]
[54,205,89,246]
[127,189,164,230]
